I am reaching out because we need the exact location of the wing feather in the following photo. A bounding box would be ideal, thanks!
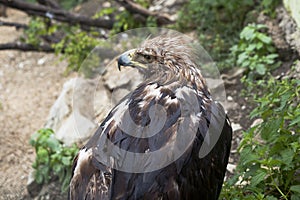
[69,80,232,200]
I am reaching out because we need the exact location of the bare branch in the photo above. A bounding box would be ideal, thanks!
[0,20,28,29]
[37,0,60,9]
[0,0,114,29]
[116,0,174,25]
[0,42,54,52]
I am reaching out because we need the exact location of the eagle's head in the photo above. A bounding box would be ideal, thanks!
[117,35,206,87]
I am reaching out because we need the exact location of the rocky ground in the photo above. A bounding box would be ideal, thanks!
[0,3,299,200]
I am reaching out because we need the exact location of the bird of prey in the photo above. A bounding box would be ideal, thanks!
[69,34,232,200]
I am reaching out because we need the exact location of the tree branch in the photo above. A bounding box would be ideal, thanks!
[0,0,114,29]
[0,20,28,29]
[0,42,54,52]
[116,0,174,25]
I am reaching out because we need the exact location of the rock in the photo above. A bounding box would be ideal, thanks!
[206,78,226,102]
[226,163,236,174]
[276,6,300,55]
[251,118,263,128]
[227,96,233,102]
[222,100,239,113]
[37,56,47,65]
[284,0,300,27]
[111,88,131,105]
[231,123,242,132]
[45,77,111,145]
[103,66,143,91]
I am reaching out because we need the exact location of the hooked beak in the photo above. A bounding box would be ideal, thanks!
[117,49,135,71]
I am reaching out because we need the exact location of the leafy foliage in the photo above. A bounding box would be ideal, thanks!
[23,17,104,74]
[30,128,78,192]
[23,0,157,75]
[221,75,300,199]
[53,26,104,73]
[22,17,52,46]
[230,23,280,79]
[177,0,255,69]
[176,0,282,70]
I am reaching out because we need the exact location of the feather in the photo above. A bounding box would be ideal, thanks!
[69,35,232,200]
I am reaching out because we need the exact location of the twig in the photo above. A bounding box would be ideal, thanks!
[0,20,28,29]
[0,0,114,29]
[0,42,54,52]
[116,0,174,25]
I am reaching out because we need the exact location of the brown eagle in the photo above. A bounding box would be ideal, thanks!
[69,35,232,200]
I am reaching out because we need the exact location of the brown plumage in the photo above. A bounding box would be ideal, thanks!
[69,35,232,200]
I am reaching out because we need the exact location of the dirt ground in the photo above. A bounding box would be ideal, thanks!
[0,9,69,199]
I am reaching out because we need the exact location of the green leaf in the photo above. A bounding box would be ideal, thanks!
[37,148,49,163]
[291,194,300,200]
[250,169,267,187]
[61,156,71,166]
[291,185,300,194]
[280,148,295,169]
[256,64,266,75]
[239,146,260,165]
[35,170,44,184]
[237,52,248,65]
[260,118,282,141]
[265,196,278,200]
[257,33,272,44]
[266,53,278,59]
[240,26,255,41]
[46,136,61,152]
[290,115,300,126]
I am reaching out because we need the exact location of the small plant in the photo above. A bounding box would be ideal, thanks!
[30,128,78,192]
[22,17,53,47]
[230,23,280,79]
[53,27,103,73]
[221,76,300,199]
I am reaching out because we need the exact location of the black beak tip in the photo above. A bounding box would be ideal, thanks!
[117,53,131,71]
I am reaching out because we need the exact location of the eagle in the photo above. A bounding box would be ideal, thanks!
[69,34,232,200]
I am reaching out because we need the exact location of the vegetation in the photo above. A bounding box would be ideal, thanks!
[176,0,281,70]
[21,0,157,74]
[176,0,255,69]
[29,128,78,192]
[221,74,300,199]
[230,23,280,80]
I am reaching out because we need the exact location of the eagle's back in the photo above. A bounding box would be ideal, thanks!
[69,79,232,200]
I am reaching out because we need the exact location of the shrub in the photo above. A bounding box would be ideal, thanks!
[221,76,300,199]
[230,23,280,80]
[29,128,78,192]
[53,26,104,73]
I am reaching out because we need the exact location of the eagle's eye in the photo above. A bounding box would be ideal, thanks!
[143,54,152,62]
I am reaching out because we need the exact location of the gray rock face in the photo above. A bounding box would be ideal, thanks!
[277,6,300,55]
[44,77,110,145]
